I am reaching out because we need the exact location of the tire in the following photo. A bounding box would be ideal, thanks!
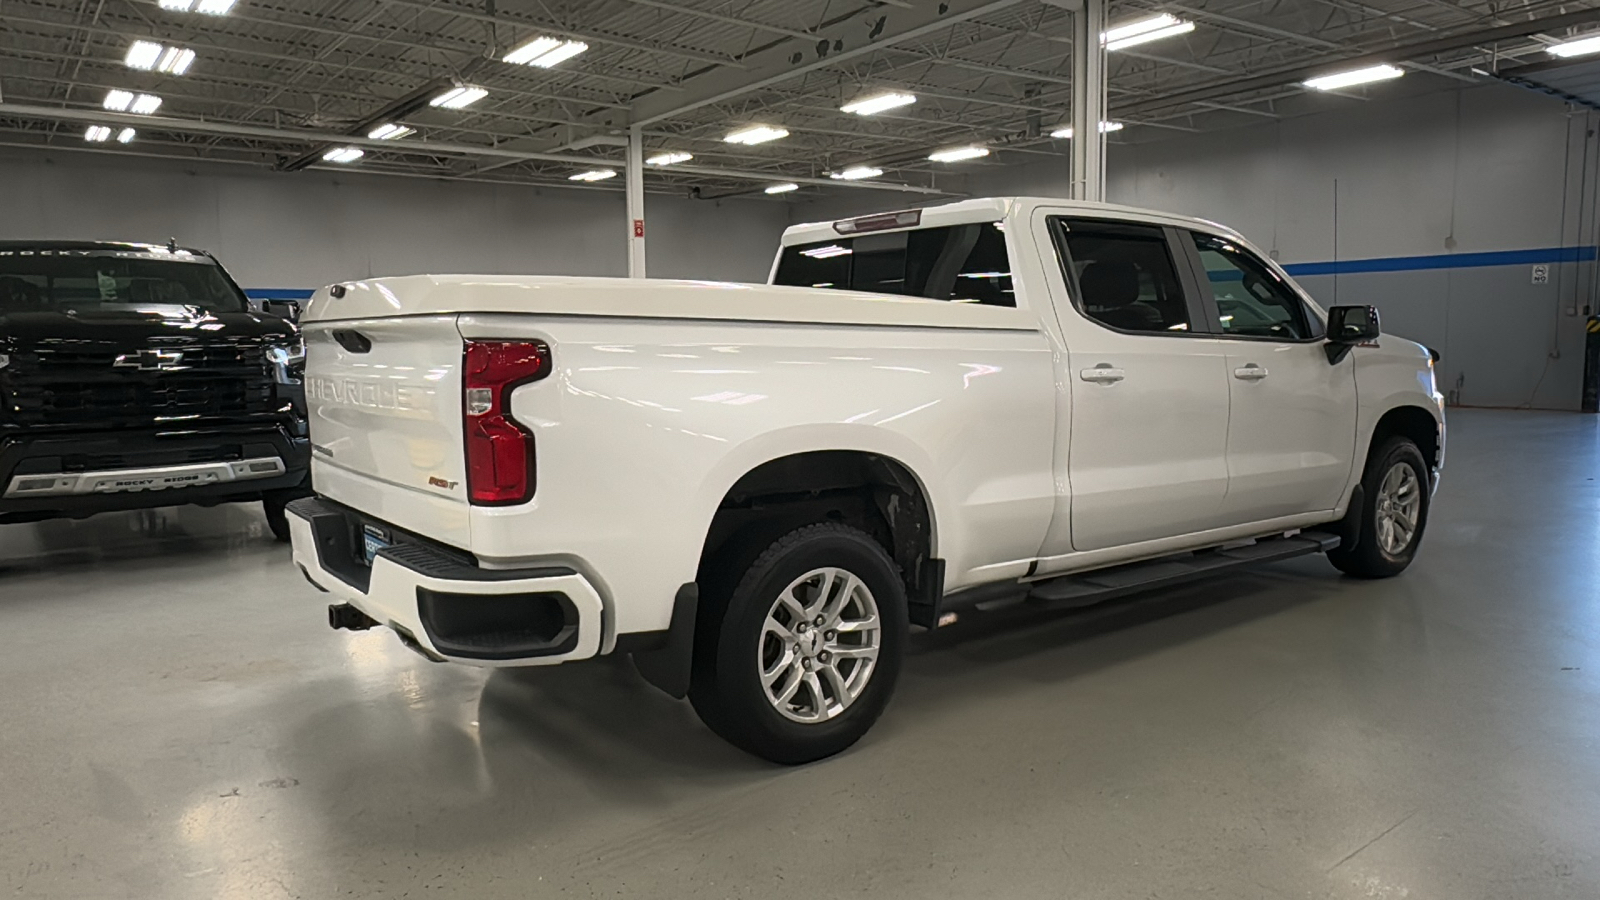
[689,523,908,765]
[263,495,292,543]
[1328,436,1430,579]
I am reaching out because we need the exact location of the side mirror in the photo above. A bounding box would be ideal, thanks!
[261,299,301,323]
[1325,304,1379,363]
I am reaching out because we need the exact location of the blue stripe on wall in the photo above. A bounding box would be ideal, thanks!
[1280,245,1597,277]
[241,245,1598,297]
[244,288,315,300]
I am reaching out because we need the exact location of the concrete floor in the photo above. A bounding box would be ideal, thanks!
[2,408,1597,899]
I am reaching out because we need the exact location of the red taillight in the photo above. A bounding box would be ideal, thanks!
[463,340,550,506]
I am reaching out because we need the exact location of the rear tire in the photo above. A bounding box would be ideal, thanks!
[1328,436,1430,578]
[689,523,907,765]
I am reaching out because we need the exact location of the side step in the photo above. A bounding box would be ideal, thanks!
[1024,532,1340,610]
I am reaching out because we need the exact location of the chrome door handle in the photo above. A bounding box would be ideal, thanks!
[1233,364,1268,381]
[1079,365,1125,384]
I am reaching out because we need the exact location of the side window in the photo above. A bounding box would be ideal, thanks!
[1055,219,1191,334]
[1190,233,1314,340]
[772,224,1016,307]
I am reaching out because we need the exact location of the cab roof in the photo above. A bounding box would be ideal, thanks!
[780,197,1243,246]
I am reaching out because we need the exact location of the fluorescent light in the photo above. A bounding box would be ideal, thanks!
[503,37,588,67]
[646,151,693,166]
[323,147,364,163]
[1050,120,1124,139]
[430,86,488,109]
[367,123,413,140]
[1103,14,1196,51]
[125,41,163,70]
[103,90,135,111]
[503,37,561,65]
[725,124,788,145]
[801,245,853,259]
[765,183,799,194]
[1548,34,1600,58]
[117,128,136,143]
[157,47,196,74]
[1303,63,1405,91]
[196,0,236,13]
[130,94,163,115]
[531,40,588,68]
[831,165,883,181]
[928,145,989,163]
[84,126,111,143]
[840,91,917,116]
[569,169,617,182]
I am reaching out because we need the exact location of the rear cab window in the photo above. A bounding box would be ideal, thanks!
[773,222,1016,307]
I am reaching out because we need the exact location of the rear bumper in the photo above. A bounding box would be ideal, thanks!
[0,423,310,523]
[287,496,604,666]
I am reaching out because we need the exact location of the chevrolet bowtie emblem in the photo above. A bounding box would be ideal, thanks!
[113,349,186,371]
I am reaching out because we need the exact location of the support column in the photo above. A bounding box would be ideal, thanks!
[1070,0,1106,202]
[627,124,646,278]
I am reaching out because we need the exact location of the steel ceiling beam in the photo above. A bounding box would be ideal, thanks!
[624,0,1029,127]
[1116,8,1600,117]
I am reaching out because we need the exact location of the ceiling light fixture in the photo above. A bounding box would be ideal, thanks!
[765,183,800,195]
[429,85,488,109]
[161,0,236,12]
[1103,13,1195,51]
[724,124,789,145]
[1548,34,1600,58]
[646,151,693,166]
[503,36,588,67]
[840,91,917,116]
[367,123,414,140]
[801,245,853,259]
[125,41,164,70]
[117,128,136,144]
[104,90,162,114]
[928,145,990,163]
[84,126,111,143]
[830,166,883,181]
[1303,63,1405,91]
[322,147,364,164]
[156,47,196,74]
[1050,120,1124,139]
[569,169,617,182]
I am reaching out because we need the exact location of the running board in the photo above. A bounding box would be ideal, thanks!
[1025,532,1340,610]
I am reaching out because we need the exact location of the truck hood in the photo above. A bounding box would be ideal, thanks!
[0,308,295,346]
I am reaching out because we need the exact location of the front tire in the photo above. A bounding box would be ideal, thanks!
[1328,436,1430,578]
[263,495,292,543]
[690,523,908,764]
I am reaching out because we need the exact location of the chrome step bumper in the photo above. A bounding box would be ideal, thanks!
[3,456,287,498]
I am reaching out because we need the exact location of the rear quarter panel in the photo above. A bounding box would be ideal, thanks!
[457,313,1057,638]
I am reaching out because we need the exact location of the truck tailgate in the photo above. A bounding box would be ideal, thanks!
[303,315,470,546]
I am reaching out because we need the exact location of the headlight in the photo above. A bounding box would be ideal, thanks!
[266,337,305,384]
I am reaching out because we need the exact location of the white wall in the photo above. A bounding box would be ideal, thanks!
[792,82,1600,409]
[0,149,791,290]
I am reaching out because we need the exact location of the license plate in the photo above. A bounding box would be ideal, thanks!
[362,526,391,565]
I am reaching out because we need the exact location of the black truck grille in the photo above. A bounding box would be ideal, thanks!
[1,341,277,428]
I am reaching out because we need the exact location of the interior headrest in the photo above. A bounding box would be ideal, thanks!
[1079,261,1140,308]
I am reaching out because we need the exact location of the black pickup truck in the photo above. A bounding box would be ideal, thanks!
[0,242,310,540]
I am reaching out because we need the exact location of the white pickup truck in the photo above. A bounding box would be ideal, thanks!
[288,197,1444,763]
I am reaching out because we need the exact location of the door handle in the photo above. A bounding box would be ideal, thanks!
[1233,364,1268,381]
[1079,365,1125,384]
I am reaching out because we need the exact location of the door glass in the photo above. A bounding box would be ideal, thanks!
[1190,233,1315,340]
[1054,220,1191,334]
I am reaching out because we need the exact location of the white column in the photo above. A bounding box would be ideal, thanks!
[1071,0,1106,202]
[627,124,647,278]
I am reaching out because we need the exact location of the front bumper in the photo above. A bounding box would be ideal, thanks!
[0,423,310,523]
[288,496,604,667]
